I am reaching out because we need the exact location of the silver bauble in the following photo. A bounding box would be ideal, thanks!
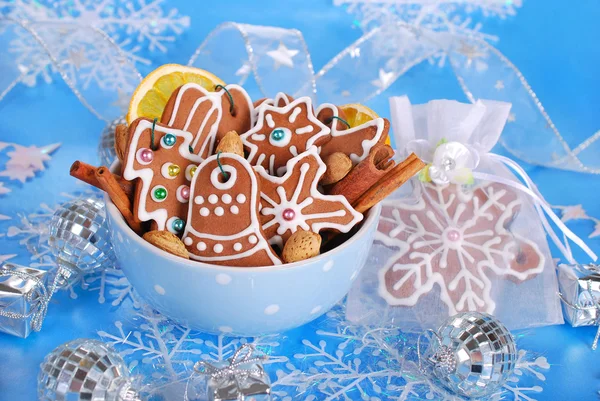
[425,312,517,399]
[48,197,115,278]
[98,116,126,167]
[38,338,141,401]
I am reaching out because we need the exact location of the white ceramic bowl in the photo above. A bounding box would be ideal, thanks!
[105,194,381,336]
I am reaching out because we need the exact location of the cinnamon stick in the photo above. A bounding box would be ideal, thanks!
[329,144,396,204]
[95,166,143,234]
[352,153,425,214]
[70,160,134,199]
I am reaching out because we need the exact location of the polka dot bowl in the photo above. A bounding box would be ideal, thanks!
[105,194,381,336]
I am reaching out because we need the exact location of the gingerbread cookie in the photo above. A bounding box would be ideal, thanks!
[241,96,330,176]
[316,103,390,164]
[122,118,203,234]
[161,83,254,158]
[253,93,293,110]
[255,147,363,248]
[182,153,281,266]
[376,181,544,314]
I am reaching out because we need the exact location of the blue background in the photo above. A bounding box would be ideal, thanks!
[1,0,599,400]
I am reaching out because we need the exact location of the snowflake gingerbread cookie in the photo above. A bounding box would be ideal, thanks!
[240,95,330,176]
[316,103,390,165]
[122,118,203,234]
[376,181,545,314]
[255,147,363,248]
[161,83,254,158]
[182,153,281,266]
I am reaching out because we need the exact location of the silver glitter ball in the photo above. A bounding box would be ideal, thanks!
[427,312,516,398]
[98,116,126,167]
[38,339,141,401]
[48,198,115,275]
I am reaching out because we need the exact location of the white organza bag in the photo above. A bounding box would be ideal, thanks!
[346,96,597,331]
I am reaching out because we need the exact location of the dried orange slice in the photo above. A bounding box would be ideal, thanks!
[126,64,225,125]
[339,103,391,145]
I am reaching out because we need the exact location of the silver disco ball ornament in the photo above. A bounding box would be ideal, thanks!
[423,312,517,399]
[48,197,115,277]
[98,116,126,167]
[38,338,141,401]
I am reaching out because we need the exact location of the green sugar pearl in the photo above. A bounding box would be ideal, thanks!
[162,133,177,147]
[271,128,285,141]
[172,218,185,232]
[153,187,167,200]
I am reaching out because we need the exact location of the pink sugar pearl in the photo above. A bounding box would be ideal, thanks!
[282,208,295,221]
[446,229,460,241]
[180,185,190,200]
[139,148,154,163]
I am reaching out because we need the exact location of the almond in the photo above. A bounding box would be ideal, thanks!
[321,152,352,186]
[143,230,190,259]
[282,230,322,263]
[114,124,129,163]
[215,130,244,157]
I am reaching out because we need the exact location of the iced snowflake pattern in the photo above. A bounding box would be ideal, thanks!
[98,304,550,401]
[376,182,545,314]
[2,0,189,92]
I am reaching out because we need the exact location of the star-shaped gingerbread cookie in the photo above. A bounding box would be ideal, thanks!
[255,147,363,248]
[241,96,330,176]
[316,103,390,164]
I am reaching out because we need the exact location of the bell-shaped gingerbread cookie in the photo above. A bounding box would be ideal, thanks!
[182,153,281,267]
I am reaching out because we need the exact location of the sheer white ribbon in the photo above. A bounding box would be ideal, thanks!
[0,15,598,173]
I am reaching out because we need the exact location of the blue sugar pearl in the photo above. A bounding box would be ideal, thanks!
[163,133,177,147]
[172,218,185,232]
[271,128,285,141]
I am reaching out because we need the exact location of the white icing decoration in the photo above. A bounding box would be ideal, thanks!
[167,83,255,157]
[256,147,363,237]
[184,237,193,246]
[176,185,190,203]
[151,185,167,203]
[208,194,219,204]
[316,103,386,164]
[268,235,283,249]
[240,97,330,175]
[197,242,207,251]
[266,114,275,128]
[252,134,266,141]
[122,119,202,230]
[222,194,232,204]
[136,148,153,165]
[182,153,281,265]
[194,196,204,205]
[289,106,301,123]
[210,165,238,190]
[268,127,292,148]
[233,243,242,251]
[213,244,224,253]
[200,207,210,216]
[166,216,182,234]
[230,205,239,215]
[295,125,314,135]
[185,164,197,181]
[236,194,246,203]
[289,145,298,156]
[215,207,224,216]
[249,235,258,244]
[376,181,545,314]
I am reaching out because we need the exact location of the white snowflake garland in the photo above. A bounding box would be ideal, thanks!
[0,142,60,194]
